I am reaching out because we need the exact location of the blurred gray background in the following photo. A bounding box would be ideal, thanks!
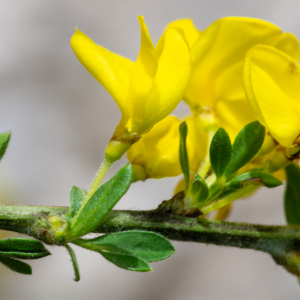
[0,0,299,299]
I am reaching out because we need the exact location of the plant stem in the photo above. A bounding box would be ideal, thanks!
[83,138,131,203]
[1,204,300,278]
[84,157,112,202]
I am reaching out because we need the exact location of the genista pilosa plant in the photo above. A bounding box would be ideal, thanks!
[1,16,300,283]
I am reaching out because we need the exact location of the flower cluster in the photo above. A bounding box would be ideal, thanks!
[71,16,300,219]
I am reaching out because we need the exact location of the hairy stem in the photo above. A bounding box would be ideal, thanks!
[1,204,300,278]
[84,157,112,202]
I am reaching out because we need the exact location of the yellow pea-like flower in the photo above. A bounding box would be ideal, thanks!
[244,45,300,148]
[127,115,207,180]
[164,17,299,140]
[71,16,192,160]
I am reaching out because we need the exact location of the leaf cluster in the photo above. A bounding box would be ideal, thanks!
[179,122,282,210]
[61,164,174,280]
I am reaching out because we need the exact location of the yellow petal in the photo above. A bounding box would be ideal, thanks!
[127,16,158,133]
[244,45,300,147]
[133,27,191,134]
[127,114,208,179]
[271,32,300,62]
[127,116,182,178]
[127,116,177,163]
[156,19,201,52]
[272,168,286,181]
[146,121,181,178]
[185,115,208,172]
[141,115,178,150]
[70,29,134,121]
[185,17,282,110]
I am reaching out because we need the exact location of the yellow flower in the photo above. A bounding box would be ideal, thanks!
[163,17,299,139]
[71,16,191,156]
[127,115,207,180]
[244,45,300,148]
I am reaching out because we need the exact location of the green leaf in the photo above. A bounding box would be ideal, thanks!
[226,171,282,189]
[0,238,50,259]
[0,132,11,161]
[73,231,174,262]
[210,127,232,178]
[0,256,31,275]
[224,121,265,177]
[100,251,151,272]
[70,186,87,218]
[190,174,209,206]
[69,164,133,240]
[285,164,300,225]
[179,122,190,189]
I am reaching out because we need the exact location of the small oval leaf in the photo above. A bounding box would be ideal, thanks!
[210,128,232,178]
[285,164,300,225]
[224,121,265,177]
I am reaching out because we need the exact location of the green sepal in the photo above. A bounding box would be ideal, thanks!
[285,164,300,225]
[69,164,132,240]
[226,171,282,189]
[179,122,190,189]
[70,186,87,218]
[100,251,151,272]
[73,231,174,263]
[224,121,265,177]
[0,256,32,275]
[190,174,209,206]
[0,132,11,161]
[0,238,50,259]
[210,127,232,178]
